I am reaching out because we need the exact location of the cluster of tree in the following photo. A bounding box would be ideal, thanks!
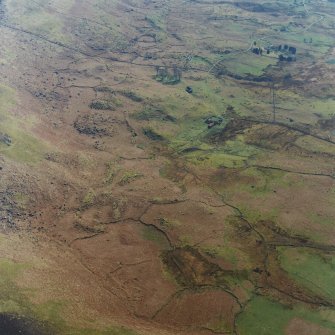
[251,42,297,57]
[304,38,313,43]
[252,47,263,55]
[252,41,267,56]
[278,44,296,54]
[278,54,296,62]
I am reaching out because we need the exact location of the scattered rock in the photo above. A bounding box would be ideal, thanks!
[204,116,223,129]
[118,90,143,102]
[142,127,164,141]
[185,86,193,94]
[90,100,115,110]
[74,114,120,137]
[0,133,12,146]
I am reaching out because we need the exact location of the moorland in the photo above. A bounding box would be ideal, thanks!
[0,0,334,334]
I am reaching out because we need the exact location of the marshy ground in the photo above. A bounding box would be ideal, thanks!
[0,0,334,334]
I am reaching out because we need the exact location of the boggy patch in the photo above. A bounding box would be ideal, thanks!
[318,115,335,131]
[133,106,176,122]
[234,1,289,13]
[244,124,301,151]
[256,220,310,245]
[162,246,241,287]
[206,119,303,153]
[0,314,52,335]
[206,118,253,144]
[210,167,256,188]
[159,160,189,183]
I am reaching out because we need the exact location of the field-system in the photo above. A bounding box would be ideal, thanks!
[0,0,334,334]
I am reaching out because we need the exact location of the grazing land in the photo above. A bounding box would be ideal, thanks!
[0,0,334,334]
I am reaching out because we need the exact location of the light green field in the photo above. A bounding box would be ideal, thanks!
[1,0,334,334]
[237,296,335,335]
[0,85,47,163]
[278,248,335,301]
